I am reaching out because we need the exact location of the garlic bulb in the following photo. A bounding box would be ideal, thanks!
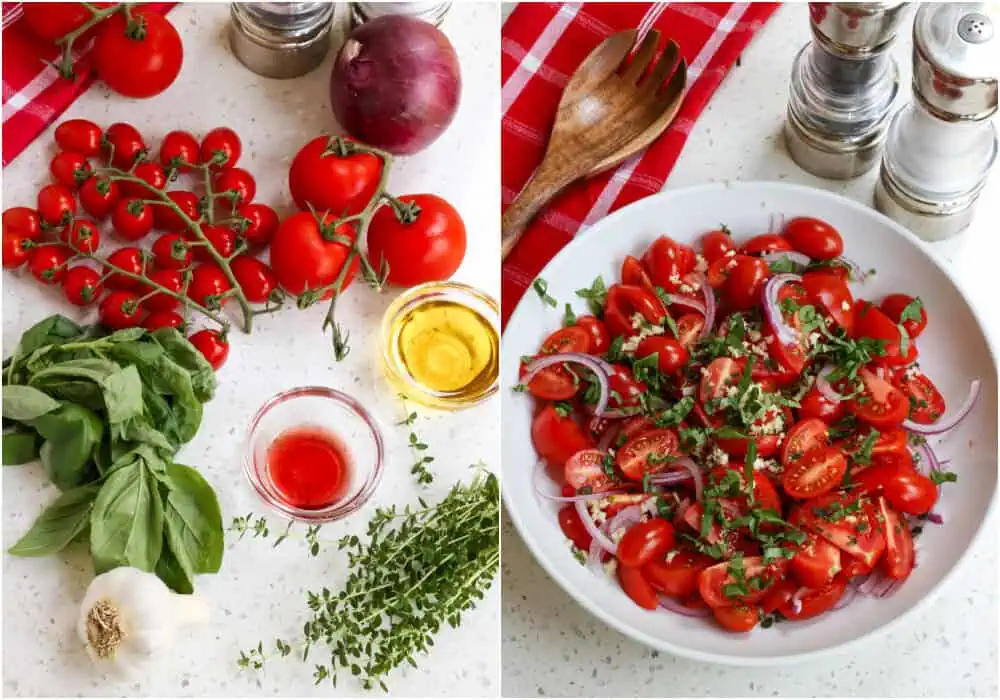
[77,567,208,678]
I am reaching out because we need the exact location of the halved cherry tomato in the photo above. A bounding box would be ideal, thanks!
[712,408,786,459]
[847,367,910,428]
[558,505,593,551]
[783,446,847,499]
[778,576,847,620]
[635,336,689,374]
[697,556,788,608]
[575,315,610,354]
[618,565,658,610]
[564,448,621,492]
[791,533,842,588]
[840,552,875,579]
[759,578,799,614]
[876,496,914,580]
[700,228,735,262]
[713,605,759,633]
[676,314,704,347]
[798,386,845,424]
[894,367,945,424]
[781,418,830,467]
[802,270,854,334]
[707,466,783,514]
[522,326,592,400]
[836,426,908,461]
[706,254,739,288]
[740,233,793,256]
[618,519,675,568]
[615,429,679,481]
[851,454,937,515]
[783,217,844,260]
[880,293,927,338]
[531,405,593,470]
[853,301,917,366]
[724,255,769,311]
[642,237,695,292]
[798,491,885,567]
[607,364,646,409]
[621,255,654,291]
[603,284,668,338]
[642,551,713,598]
[698,357,746,406]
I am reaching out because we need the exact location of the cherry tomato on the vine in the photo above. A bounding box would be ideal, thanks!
[61,266,103,306]
[152,232,193,270]
[49,151,93,190]
[213,168,256,208]
[2,233,32,269]
[22,3,99,41]
[28,245,72,284]
[55,119,103,157]
[153,190,200,230]
[159,130,200,172]
[142,311,185,331]
[112,197,154,241]
[93,9,183,99]
[61,218,101,253]
[104,247,148,290]
[200,127,241,170]
[196,225,238,261]
[269,212,359,298]
[188,264,232,308]
[142,269,185,312]
[233,202,279,247]
[189,329,229,370]
[100,290,145,329]
[3,207,42,240]
[79,176,121,219]
[122,162,167,198]
[230,255,278,303]
[37,184,76,227]
[287,135,381,215]
[102,122,147,170]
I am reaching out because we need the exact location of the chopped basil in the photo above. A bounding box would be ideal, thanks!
[533,278,557,307]
[899,297,923,324]
[606,335,625,362]
[575,275,608,316]
[562,303,577,327]
[930,470,958,485]
[655,397,694,427]
[553,402,573,417]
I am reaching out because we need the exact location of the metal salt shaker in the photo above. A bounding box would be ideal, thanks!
[349,2,452,29]
[784,2,911,179]
[875,3,998,241]
[229,3,335,79]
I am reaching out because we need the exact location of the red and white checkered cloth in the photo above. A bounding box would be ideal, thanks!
[501,2,779,325]
[1,2,175,167]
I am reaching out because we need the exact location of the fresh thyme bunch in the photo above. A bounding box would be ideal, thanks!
[241,470,499,692]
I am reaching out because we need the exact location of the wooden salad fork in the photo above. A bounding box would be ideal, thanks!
[501,30,688,259]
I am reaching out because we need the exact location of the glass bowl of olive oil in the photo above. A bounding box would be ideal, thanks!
[380,281,499,410]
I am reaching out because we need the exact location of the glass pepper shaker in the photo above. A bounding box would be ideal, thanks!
[349,2,452,29]
[875,3,998,241]
[229,2,336,79]
[784,2,911,179]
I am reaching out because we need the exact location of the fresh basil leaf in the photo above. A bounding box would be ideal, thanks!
[899,298,923,325]
[532,278,557,308]
[3,430,39,465]
[151,355,203,444]
[1,385,60,421]
[575,276,607,316]
[655,397,694,427]
[90,460,164,573]
[32,379,106,411]
[29,357,121,385]
[101,365,144,425]
[562,304,577,328]
[104,327,146,343]
[10,314,86,360]
[33,404,103,490]
[8,483,101,557]
[118,418,175,455]
[157,463,224,575]
[151,329,217,402]
[155,537,194,594]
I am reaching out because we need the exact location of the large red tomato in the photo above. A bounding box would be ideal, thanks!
[366,194,466,287]
[288,136,382,215]
[93,9,183,98]
[269,212,359,298]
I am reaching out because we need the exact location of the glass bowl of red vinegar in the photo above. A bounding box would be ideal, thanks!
[244,386,384,522]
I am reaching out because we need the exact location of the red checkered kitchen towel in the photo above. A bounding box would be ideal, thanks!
[2,2,174,167]
[501,2,779,325]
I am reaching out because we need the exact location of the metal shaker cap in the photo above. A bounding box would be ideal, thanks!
[913,3,998,120]
[230,2,335,79]
[809,2,911,56]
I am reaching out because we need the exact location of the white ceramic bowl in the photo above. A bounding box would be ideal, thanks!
[501,181,998,665]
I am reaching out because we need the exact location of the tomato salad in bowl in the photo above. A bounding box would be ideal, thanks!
[521,217,981,634]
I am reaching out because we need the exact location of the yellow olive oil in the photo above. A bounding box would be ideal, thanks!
[390,299,498,405]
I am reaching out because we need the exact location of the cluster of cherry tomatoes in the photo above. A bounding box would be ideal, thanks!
[2,119,277,370]
[21,3,183,99]
[528,217,954,633]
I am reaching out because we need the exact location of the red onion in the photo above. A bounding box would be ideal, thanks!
[663,294,706,316]
[672,497,692,530]
[648,470,694,487]
[857,571,902,598]
[649,457,704,502]
[534,459,626,503]
[657,595,711,618]
[586,536,605,570]
[833,256,870,283]
[833,583,858,610]
[597,421,623,452]
[331,16,461,155]
[815,364,843,403]
[790,586,807,614]
[761,251,811,270]
[902,379,981,435]
[575,500,618,555]
[605,505,643,541]
[763,273,804,346]
[522,352,611,415]
[694,273,716,340]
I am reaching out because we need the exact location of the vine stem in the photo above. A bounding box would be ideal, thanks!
[52,3,124,80]
[102,168,255,333]
[61,241,231,330]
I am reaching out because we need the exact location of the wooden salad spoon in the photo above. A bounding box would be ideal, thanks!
[501,30,687,259]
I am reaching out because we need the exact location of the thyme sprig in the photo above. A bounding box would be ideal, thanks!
[237,469,499,692]
[397,394,435,485]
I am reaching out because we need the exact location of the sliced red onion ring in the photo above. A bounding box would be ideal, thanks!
[649,470,694,486]
[663,294,706,316]
[605,504,644,540]
[575,500,618,555]
[522,352,611,416]
[909,441,943,502]
[926,512,944,524]
[902,379,981,435]
[761,251,811,269]
[657,595,711,618]
[790,587,807,615]
[692,273,717,340]
[586,534,605,570]
[597,421,623,453]
[672,497,692,530]
[815,364,843,403]
[833,256,869,283]
[833,583,858,610]
[650,457,705,502]
[763,273,803,347]
[857,571,902,598]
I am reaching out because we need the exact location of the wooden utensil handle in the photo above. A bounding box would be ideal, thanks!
[501,165,577,259]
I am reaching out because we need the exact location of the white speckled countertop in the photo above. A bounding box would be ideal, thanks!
[2,3,499,697]
[501,3,999,697]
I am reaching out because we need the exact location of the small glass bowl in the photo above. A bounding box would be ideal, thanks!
[244,386,384,522]
[380,281,500,411]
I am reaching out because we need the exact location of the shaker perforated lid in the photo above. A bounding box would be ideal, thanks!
[913,3,998,120]
[809,2,911,55]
